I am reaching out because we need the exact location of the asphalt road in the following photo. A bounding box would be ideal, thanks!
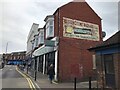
[1,65,31,89]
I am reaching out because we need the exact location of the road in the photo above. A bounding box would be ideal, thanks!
[1,65,33,89]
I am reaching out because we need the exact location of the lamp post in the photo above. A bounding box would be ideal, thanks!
[5,42,9,64]
[5,42,9,54]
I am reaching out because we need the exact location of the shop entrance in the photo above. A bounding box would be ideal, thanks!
[45,52,55,74]
[38,55,43,73]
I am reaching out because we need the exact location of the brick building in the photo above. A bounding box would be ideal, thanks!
[28,1,103,82]
[89,31,120,89]
[3,51,26,65]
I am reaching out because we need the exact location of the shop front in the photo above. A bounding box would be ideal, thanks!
[32,45,58,81]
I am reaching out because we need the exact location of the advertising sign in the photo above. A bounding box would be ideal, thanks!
[63,17,100,41]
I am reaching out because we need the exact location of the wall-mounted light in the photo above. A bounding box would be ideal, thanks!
[102,31,106,38]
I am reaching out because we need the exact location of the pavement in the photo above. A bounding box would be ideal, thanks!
[19,67,98,90]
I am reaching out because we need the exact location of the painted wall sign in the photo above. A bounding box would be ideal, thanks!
[63,17,100,41]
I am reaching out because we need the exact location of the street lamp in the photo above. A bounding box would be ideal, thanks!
[5,42,9,54]
[4,42,9,65]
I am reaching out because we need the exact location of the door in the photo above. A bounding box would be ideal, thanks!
[104,54,115,87]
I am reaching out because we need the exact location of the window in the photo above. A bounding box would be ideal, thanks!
[49,20,53,25]
[40,36,44,43]
[34,35,39,48]
[49,26,53,35]
[46,19,54,38]
[31,40,35,50]
[35,38,38,46]
[14,56,16,60]
[38,30,44,44]
[92,55,96,69]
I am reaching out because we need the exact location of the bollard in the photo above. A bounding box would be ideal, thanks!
[74,77,77,90]
[34,57,37,81]
[27,64,28,74]
[89,77,92,90]
[35,70,37,81]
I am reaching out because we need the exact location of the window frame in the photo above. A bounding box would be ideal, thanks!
[38,30,44,44]
[46,19,54,38]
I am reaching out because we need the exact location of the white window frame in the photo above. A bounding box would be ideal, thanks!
[34,35,39,48]
[38,30,44,44]
[46,18,54,38]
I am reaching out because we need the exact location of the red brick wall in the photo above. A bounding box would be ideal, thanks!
[54,2,102,81]
[54,2,102,40]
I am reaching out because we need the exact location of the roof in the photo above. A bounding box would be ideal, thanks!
[44,15,54,22]
[38,28,44,32]
[89,31,120,51]
[53,1,101,20]
[12,51,26,54]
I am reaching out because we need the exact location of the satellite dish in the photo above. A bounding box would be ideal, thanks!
[102,31,106,38]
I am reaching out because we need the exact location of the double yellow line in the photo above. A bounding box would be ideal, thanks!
[16,67,36,90]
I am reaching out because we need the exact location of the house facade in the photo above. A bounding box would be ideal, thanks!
[3,51,26,65]
[27,1,103,82]
[26,23,39,60]
[89,31,120,89]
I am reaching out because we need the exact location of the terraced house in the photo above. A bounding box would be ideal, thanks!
[27,1,103,82]
[3,51,26,65]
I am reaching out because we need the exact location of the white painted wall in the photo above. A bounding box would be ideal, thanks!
[27,23,39,55]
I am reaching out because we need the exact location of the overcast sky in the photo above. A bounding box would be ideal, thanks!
[0,0,119,54]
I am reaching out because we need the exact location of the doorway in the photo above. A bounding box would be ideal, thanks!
[104,54,115,88]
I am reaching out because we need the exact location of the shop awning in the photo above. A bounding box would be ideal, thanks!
[32,45,54,57]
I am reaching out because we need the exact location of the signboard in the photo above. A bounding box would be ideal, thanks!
[45,40,55,47]
[63,17,100,41]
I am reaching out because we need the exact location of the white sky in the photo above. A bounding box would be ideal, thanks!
[0,0,119,54]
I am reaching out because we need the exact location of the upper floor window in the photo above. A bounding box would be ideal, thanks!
[38,29,44,45]
[34,35,39,48]
[46,19,54,38]
[31,40,35,50]
[14,56,16,60]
